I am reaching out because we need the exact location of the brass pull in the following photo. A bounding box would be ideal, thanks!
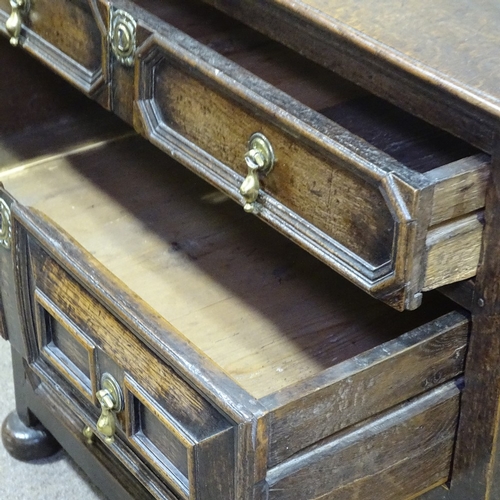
[110,9,137,67]
[6,0,28,46]
[239,133,275,214]
[82,373,123,445]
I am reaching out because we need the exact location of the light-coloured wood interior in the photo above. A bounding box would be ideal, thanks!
[0,134,455,399]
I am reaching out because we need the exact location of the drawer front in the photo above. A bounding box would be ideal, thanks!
[266,381,461,499]
[132,22,415,310]
[2,0,486,310]
[105,0,484,311]
[0,0,108,101]
[24,235,236,500]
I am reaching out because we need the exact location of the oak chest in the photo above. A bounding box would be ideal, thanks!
[1,1,499,499]
[0,0,490,311]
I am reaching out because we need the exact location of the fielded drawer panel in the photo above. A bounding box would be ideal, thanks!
[0,125,469,499]
[0,0,109,104]
[0,0,489,310]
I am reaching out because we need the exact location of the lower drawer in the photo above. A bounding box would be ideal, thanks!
[1,129,468,499]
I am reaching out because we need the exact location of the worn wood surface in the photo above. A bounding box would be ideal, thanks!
[0,135,460,400]
[263,312,468,466]
[14,200,267,500]
[3,0,489,307]
[0,35,126,345]
[266,381,460,500]
[9,348,165,499]
[131,0,489,307]
[200,0,500,154]
[3,129,472,499]
[448,142,500,499]
[426,154,490,226]
[423,212,484,290]
[27,238,235,499]
[0,0,107,100]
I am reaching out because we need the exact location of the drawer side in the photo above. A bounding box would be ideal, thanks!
[266,381,460,500]
[263,311,468,466]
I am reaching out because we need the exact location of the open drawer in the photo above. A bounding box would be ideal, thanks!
[0,36,128,345]
[2,131,468,499]
[0,0,489,310]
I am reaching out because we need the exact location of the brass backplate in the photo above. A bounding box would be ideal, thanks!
[110,9,137,67]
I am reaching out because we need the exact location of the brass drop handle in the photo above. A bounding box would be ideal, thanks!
[239,133,275,214]
[95,388,118,444]
[6,0,28,47]
[83,373,123,445]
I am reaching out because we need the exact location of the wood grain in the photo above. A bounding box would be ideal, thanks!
[25,0,101,70]
[266,381,460,500]
[449,140,500,499]
[0,135,459,399]
[199,0,500,152]
[424,212,484,290]
[426,154,490,226]
[129,0,490,307]
[263,312,468,466]
[29,239,234,499]
[156,65,394,268]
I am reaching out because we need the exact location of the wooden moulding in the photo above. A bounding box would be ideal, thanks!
[199,0,500,154]
[119,0,490,309]
[0,0,491,308]
[0,0,109,104]
[1,130,470,497]
[13,205,264,500]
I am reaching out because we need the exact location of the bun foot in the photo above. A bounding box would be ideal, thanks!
[1,410,60,461]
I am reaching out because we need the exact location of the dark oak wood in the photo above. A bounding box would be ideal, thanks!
[199,0,500,154]
[266,381,461,500]
[2,2,500,498]
[447,141,500,499]
[0,0,109,104]
[2,0,489,309]
[118,0,490,309]
[9,348,160,500]
[263,312,468,466]
[0,127,469,498]
[1,410,60,461]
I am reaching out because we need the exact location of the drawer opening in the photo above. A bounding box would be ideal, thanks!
[2,132,465,401]
[0,37,129,171]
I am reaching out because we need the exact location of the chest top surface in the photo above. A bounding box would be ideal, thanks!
[279,0,500,109]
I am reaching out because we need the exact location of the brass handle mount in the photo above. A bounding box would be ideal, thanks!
[83,373,123,445]
[6,0,29,47]
[110,9,137,67]
[239,133,275,214]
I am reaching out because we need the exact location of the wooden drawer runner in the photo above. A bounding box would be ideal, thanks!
[2,129,469,499]
[1,0,487,309]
